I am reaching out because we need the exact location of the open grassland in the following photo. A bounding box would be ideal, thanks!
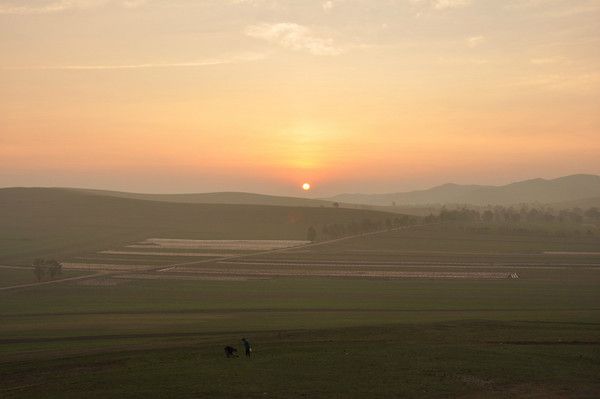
[1,321,599,399]
[1,276,599,333]
[1,220,599,397]
[0,275,599,398]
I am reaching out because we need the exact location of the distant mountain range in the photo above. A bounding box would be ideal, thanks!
[324,174,600,207]
[3,174,599,211]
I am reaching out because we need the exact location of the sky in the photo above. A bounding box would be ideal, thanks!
[1,0,599,196]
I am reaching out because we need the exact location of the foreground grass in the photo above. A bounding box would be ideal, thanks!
[0,276,598,398]
[1,320,599,399]
[2,275,600,314]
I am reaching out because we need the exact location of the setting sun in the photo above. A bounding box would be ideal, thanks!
[302,183,311,191]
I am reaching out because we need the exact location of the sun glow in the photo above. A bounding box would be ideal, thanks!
[302,183,311,191]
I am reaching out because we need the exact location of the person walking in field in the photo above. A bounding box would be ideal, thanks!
[241,338,252,357]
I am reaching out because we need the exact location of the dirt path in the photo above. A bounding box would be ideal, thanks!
[0,265,33,270]
[0,223,437,291]
[0,272,109,292]
[4,307,600,320]
[157,223,439,272]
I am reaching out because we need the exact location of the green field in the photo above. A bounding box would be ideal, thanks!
[1,273,599,398]
[1,193,599,398]
[2,320,598,399]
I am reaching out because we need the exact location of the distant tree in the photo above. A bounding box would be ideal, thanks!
[542,211,555,223]
[329,224,341,238]
[33,259,45,282]
[307,226,317,242]
[385,218,392,231]
[33,266,44,282]
[32,258,62,281]
[361,218,374,232]
[348,221,359,235]
[482,210,494,223]
[527,208,541,222]
[48,259,62,278]
[585,207,600,220]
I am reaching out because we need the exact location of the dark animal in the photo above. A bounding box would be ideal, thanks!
[224,346,238,358]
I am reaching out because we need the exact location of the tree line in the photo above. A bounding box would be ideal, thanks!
[307,215,418,241]
[438,205,600,224]
[435,205,600,237]
[305,205,600,241]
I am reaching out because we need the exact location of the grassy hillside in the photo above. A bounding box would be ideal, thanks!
[74,188,430,215]
[75,188,333,207]
[0,188,396,265]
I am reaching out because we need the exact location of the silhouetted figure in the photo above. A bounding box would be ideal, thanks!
[224,346,238,358]
[241,338,252,357]
[307,226,317,242]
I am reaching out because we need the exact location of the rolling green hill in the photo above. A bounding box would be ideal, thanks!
[74,188,333,207]
[0,188,397,265]
[73,188,431,215]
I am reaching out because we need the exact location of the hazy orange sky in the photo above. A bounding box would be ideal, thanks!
[1,0,599,195]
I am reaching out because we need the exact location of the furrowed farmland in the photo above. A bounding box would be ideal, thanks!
[1,189,599,398]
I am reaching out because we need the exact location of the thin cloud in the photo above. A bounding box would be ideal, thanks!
[0,0,146,15]
[2,53,265,71]
[510,71,600,92]
[530,57,563,65]
[504,0,600,17]
[466,35,486,48]
[322,0,345,11]
[322,1,334,11]
[433,0,471,10]
[245,22,343,56]
[410,0,471,11]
